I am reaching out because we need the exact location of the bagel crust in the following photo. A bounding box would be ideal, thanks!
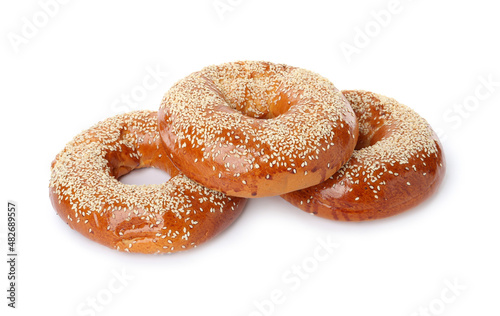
[49,111,246,254]
[158,61,358,198]
[281,90,445,221]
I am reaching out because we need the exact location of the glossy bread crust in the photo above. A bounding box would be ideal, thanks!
[281,90,445,221]
[49,111,246,254]
[158,61,359,198]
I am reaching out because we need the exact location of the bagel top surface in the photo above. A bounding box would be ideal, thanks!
[49,110,245,254]
[281,90,445,221]
[158,61,358,198]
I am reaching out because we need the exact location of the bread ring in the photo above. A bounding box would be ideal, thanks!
[49,110,246,254]
[158,61,358,198]
[281,90,445,221]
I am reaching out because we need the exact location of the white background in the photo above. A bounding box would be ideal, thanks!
[1,0,499,315]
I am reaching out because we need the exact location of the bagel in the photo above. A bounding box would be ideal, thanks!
[158,61,358,198]
[49,110,246,254]
[281,90,445,221]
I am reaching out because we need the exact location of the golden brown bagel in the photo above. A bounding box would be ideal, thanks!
[158,61,358,198]
[49,110,246,254]
[281,90,445,221]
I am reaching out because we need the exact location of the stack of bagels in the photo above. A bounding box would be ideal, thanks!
[49,61,445,254]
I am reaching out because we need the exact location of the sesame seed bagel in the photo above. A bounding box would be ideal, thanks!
[49,110,246,254]
[158,61,358,198]
[281,90,445,221]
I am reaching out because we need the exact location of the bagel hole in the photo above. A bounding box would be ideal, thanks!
[118,167,171,185]
[354,125,391,150]
[228,92,297,120]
